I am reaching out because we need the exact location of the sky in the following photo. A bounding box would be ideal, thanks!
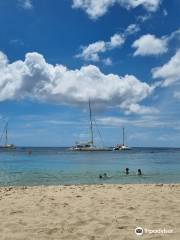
[0,0,180,147]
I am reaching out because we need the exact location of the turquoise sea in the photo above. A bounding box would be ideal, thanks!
[0,147,180,186]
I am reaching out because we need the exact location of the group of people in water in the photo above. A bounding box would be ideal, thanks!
[125,168,142,175]
[99,168,143,179]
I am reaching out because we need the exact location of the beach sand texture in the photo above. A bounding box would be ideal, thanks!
[0,184,179,240]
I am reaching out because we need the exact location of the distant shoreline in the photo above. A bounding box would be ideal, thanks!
[1,146,180,149]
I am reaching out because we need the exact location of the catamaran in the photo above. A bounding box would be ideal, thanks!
[70,100,111,151]
[0,121,16,149]
[113,127,131,151]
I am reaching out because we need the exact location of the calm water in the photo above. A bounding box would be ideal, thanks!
[0,147,180,186]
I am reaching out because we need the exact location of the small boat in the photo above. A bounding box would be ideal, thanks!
[113,127,131,151]
[0,121,16,149]
[70,100,111,151]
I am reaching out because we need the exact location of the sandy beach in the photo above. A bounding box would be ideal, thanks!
[0,184,179,240]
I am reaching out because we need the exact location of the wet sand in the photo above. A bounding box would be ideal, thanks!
[0,184,179,240]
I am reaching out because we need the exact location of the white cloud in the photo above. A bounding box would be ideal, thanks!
[108,34,125,48]
[132,28,180,57]
[152,49,180,86]
[76,33,124,63]
[76,24,139,64]
[0,51,153,114]
[122,0,161,11]
[72,0,161,19]
[132,34,168,56]
[123,103,158,115]
[137,14,152,22]
[174,91,180,99]
[103,57,112,65]
[97,114,178,129]
[18,0,33,10]
[125,24,140,36]
[77,41,106,62]
[163,9,168,16]
[167,28,180,41]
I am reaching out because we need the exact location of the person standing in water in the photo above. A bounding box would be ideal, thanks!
[137,169,142,176]
[125,168,129,175]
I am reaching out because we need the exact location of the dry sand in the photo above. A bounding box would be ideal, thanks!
[0,184,179,240]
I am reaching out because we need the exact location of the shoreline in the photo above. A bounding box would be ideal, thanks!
[0,184,180,239]
[1,182,180,188]
[0,182,180,187]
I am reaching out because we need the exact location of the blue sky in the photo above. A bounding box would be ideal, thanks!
[0,0,180,147]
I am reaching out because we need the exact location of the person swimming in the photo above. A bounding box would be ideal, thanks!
[99,173,111,179]
[103,173,107,178]
[137,169,142,176]
[125,168,129,175]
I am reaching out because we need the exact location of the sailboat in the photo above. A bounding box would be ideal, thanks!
[70,100,111,151]
[0,122,16,149]
[113,127,131,151]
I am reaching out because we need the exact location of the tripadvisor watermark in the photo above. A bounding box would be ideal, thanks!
[135,227,174,236]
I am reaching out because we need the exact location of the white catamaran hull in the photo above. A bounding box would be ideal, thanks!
[113,145,131,151]
[70,147,111,151]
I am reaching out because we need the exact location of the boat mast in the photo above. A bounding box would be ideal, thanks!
[89,99,94,145]
[5,122,8,146]
[122,127,125,146]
